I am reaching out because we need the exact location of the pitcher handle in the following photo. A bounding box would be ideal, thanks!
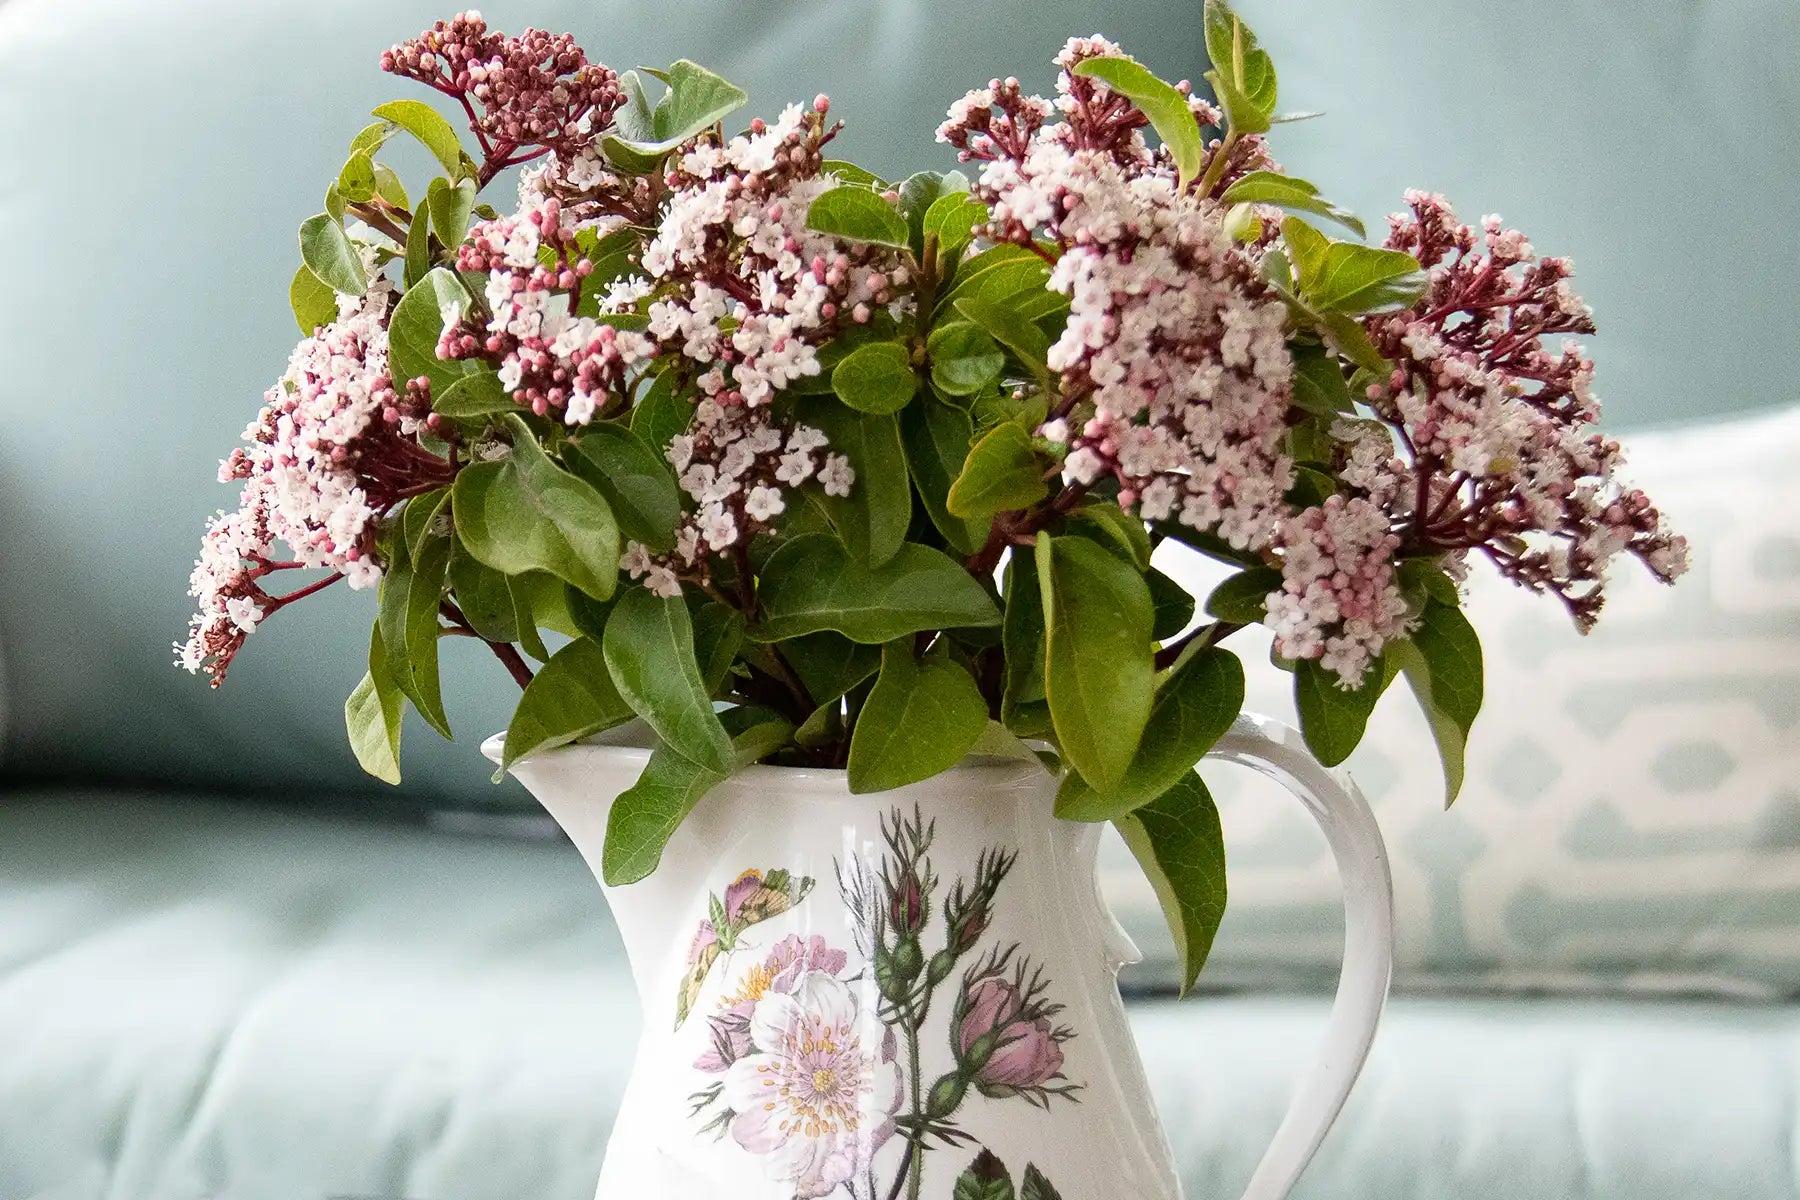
[1207,713,1395,1200]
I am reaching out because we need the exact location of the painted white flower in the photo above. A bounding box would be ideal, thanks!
[722,971,900,1199]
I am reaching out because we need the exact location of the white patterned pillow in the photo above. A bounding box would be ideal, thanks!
[1104,405,1800,999]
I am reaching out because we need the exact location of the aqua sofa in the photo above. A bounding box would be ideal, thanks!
[2,1,1796,1197]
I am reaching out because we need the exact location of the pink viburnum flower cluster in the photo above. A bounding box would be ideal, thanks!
[380,12,624,163]
[443,197,658,425]
[181,283,450,683]
[1265,495,1410,683]
[1360,191,1688,630]
[433,91,886,592]
[943,37,1297,554]
[613,98,906,585]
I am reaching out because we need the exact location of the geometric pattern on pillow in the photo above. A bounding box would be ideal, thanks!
[1104,404,1800,999]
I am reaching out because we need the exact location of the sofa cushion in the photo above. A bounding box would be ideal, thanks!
[1103,404,1800,998]
[2,789,1794,1200]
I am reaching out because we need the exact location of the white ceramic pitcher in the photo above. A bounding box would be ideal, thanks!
[486,712,1393,1200]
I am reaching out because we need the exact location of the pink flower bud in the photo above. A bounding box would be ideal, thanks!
[954,978,1064,1090]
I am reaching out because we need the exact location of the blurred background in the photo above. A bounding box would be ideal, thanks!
[0,0,1795,1198]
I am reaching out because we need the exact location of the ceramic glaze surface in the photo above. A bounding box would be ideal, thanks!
[487,715,1393,1200]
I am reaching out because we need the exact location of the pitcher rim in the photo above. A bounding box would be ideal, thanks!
[481,721,1055,800]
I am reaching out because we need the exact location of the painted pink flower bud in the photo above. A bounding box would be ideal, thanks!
[889,868,925,935]
[954,978,1064,1090]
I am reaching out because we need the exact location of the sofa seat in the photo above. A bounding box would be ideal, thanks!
[1,791,1793,1200]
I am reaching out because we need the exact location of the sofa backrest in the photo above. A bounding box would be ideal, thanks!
[0,0,1791,807]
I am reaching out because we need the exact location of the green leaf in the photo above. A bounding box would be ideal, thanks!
[1398,600,1483,804]
[1148,568,1196,641]
[376,530,452,739]
[345,626,405,785]
[349,119,396,159]
[1036,534,1154,793]
[823,160,886,189]
[1293,656,1383,767]
[722,704,796,766]
[1072,56,1205,188]
[795,399,910,567]
[953,1150,1016,1200]
[691,602,746,695]
[832,341,917,415]
[388,267,477,393]
[372,99,467,178]
[372,163,409,210]
[447,538,517,643]
[954,295,1050,386]
[947,422,1048,520]
[1066,501,1152,571]
[847,644,990,793]
[927,321,1005,397]
[1291,344,1357,416]
[630,372,692,454]
[1398,559,1462,608]
[897,169,967,255]
[403,197,433,289]
[498,637,634,775]
[452,413,621,599]
[1019,1166,1063,1200]
[1282,216,1330,293]
[1057,647,1243,820]
[431,370,514,418]
[298,213,367,296]
[403,487,450,561]
[1113,772,1227,994]
[1204,69,1272,136]
[1310,243,1427,314]
[602,588,734,776]
[1205,566,1282,623]
[612,60,748,154]
[509,574,552,662]
[1321,311,1391,374]
[970,719,1043,763]
[611,69,658,142]
[1000,550,1048,719]
[900,401,988,556]
[563,585,615,643]
[566,423,683,552]
[429,176,477,250]
[779,632,881,705]
[754,535,1001,644]
[289,265,339,334]
[1219,171,1364,238]
[1203,0,1277,119]
[337,150,377,204]
[602,741,728,885]
[938,245,1051,316]
[598,134,668,176]
[805,186,911,250]
[923,191,988,259]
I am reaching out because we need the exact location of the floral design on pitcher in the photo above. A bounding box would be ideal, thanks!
[720,971,903,1197]
[688,809,1076,1199]
[676,867,815,1027]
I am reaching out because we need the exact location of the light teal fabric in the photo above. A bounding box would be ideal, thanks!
[1,0,1793,802]
[3,789,1794,1200]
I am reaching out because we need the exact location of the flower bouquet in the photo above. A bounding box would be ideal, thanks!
[178,5,1692,1193]
[181,0,1685,1024]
